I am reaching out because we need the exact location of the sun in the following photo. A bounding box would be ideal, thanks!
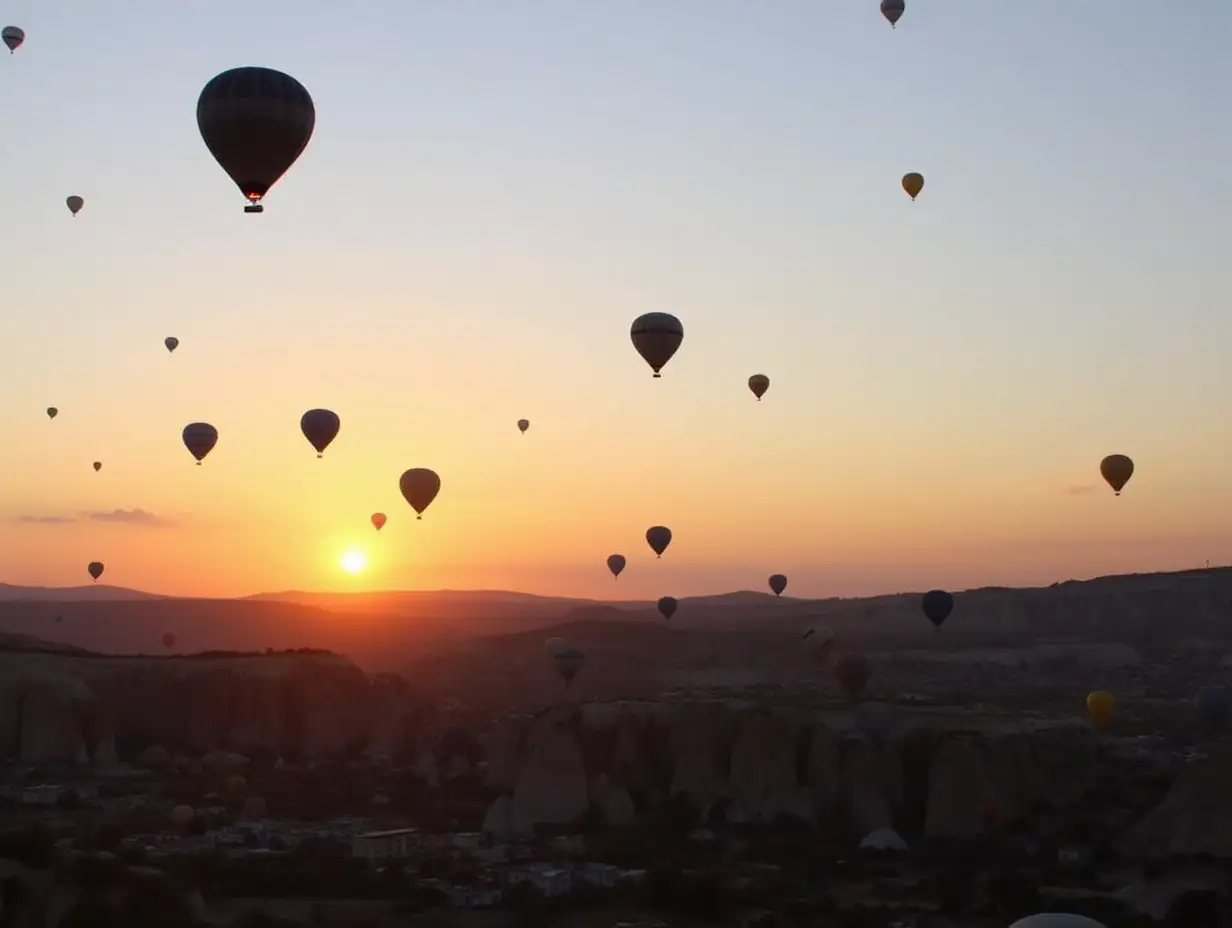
[339,550,367,575]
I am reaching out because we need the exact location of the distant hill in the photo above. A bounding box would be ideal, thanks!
[0,583,166,602]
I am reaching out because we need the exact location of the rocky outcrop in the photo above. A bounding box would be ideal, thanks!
[0,650,428,766]
[1134,744,1232,858]
[485,701,1107,843]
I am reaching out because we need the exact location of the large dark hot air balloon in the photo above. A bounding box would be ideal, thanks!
[646,525,672,558]
[165,337,179,353]
[921,589,953,629]
[606,554,626,578]
[748,374,770,401]
[657,596,678,621]
[834,653,872,700]
[1099,454,1134,496]
[768,574,787,596]
[399,468,441,519]
[630,313,683,378]
[197,67,316,214]
[92,461,102,473]
[46,407,58,420]
[880,0,905,28]
[87,561,104,581]
[182,422,218,464]
[300,409,340,457]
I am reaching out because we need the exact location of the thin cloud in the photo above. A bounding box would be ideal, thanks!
[1065,484,1097,496]
[18,515,77,525]
[84,508,175,528]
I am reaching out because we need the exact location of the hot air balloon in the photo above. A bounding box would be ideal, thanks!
[646,525,672,558]
[768,574,787,597]
[657,596,678,621]
[46,407,57,420]
[802,626,835,665]
[544,637,565,655]
[921,589,953,629]
[197,67,316,213]
[66,195,84,217]
[550,644,586,685]
[182,422,218,464]
[880,0,905,28]
[1008,915,1108,928]
[517,419,529,434]
[630,312,683,378]
[300,409,339,457]
[834,653,872,700]
[1086,690,1116,731]
[92,461,102,472]
[371,512,387,531]
[1195,685,1232,734]
[1099,454,1134,495]
[2,26,24,53]
[87,562,104,581]
[399,468,440,519]
[169,805,195,828]
[748,374,770,401]
[165,337,179,353]
[832,650,872,695]
[606,554,626,578]
[901,173,924,200]
[162,632,176,649]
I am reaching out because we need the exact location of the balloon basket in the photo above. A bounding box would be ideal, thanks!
[244,204,264,214]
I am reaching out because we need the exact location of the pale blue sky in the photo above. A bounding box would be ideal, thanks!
[1,1,1231,597]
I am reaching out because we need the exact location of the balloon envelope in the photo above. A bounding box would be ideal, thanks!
[606,554,626,578]
[802,626,835,665]
[901,172,924,199]
[748,374,770,400]
[1086,690,1116,730]
[371,512,387,531]
[646,525,672,557]
[657,596,678,621]
[399,468,441,519]
[66,195,84,215]
[1008,916,1108,928]
[921,589,953,628]
[834,653,872,699]
[300,409,340,456]
[163,633,176,649]
[87,561,104,581]
[165,337,179,353]
[1099,454,1134,495]
[197,67,315,208]
[768,574,787,596]
[182,423,218,464]
[46,407,57,419]
[880,0,905,26]
[517,419,529,434]
[2,26,25,52]
[551,645,586,684]
[92,462,102,472]
[630,312,683,377]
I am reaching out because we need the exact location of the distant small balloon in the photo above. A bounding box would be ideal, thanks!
[164,337,179,353]
[87,561,104,581]
[92,461,102,472]
[646,525,672,558]
[163,632,176,649]
[748,374,770,401]
[46,407,58,420]
[1099,454,1134,496]
[399,468,441,519]
[550,644,586,685]
[517,419,529,434]
[1086,690,1116,731]
[835,653,873,700]
[901,172,924,200]
[921,589,953,629]
[606,554,626,579]
[66,195,84,216]
[182,422,218,465]
[2,25,25,53]
[371,512,387,531]
[300,409,340,458]
[657,596,678,621]
[768,574,787,597]
[880,0,905,28]
[802,625,836,665]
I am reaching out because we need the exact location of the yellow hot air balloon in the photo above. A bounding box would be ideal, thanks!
[1086,690,1116,731]
[901,172,924,200]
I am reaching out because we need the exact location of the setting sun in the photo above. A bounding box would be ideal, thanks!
[339,550,367,575]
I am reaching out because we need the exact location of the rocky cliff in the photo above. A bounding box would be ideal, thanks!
[0,649,428,766]
[481,700,1231,858]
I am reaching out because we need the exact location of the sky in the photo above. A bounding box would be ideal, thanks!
[1,1,1230,599]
